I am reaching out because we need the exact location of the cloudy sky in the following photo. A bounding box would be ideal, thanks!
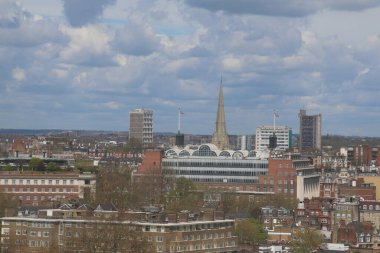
[1,0,380,136]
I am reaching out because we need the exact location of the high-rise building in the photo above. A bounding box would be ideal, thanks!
[237,135,253,151]
[298,109,321,151]
[211,80,229,150]
[255,126,292,151]
[129,108,153,146]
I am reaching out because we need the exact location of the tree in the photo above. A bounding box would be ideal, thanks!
[166,177,201,212]
[96,168,134,210]
[235,218,267,246]
[28,158,45,171]
[47,162,59,172]
[290,228,324,253]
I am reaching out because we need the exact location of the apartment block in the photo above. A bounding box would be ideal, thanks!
[1,205,238,253]
[0,172,96,207]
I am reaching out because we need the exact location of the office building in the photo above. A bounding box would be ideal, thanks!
[256,126,292,151]
[211,81,229,150]
[298,109,322,151]
[163,144,268,191]
[129,108,153,146]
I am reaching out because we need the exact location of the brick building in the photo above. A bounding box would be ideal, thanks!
[1,205,238,253]
[258,152,320,201]
[338,178,376,200]
[132,150,165,205]
[0,172,96,207]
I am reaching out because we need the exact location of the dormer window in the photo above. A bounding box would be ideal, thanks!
[359,233,364,243]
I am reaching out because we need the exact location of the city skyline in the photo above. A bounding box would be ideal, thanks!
[1,1,380,136]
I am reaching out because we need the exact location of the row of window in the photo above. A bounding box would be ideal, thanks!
[173,169,265,177]
[361,204,380,211]
[162,161,268,169]
[183,177,258,184]
[1,179,76,186]
[16,230,49,237]
[3,187,77,193]
[168,240,236,252]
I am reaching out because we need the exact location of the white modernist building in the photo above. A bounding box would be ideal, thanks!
[255,125,292,151]
[162,144,268,185]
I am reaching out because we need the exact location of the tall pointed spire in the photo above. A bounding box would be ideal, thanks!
[211,76,229,150]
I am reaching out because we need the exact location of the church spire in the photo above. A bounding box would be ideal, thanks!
[211,77,229,150]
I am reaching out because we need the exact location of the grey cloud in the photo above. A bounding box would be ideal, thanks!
[0,20,67,47]
[113,20,160,56]
[185,0,380,17]
[0,1,31,28]
[62,0,116,27]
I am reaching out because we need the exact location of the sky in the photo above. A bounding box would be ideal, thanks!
[1,0,380,136]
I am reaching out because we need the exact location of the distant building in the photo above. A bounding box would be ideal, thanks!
[237,135,253,151]
[129,108,153,146]
[298,109,322,151]
[256,126,292,151]
[347,145,372,166]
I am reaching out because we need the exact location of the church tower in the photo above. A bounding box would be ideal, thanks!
[211,78,229,150]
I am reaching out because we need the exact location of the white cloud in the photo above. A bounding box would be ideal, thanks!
[12,67,26,81]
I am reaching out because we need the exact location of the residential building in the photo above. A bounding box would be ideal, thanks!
[338,179,376,200]
[295,197,334,231]
[332,198,360,226]
[361,175,380,201]
[1,205,238,253]
[129,108,153,146]
[298,109,322,151]
[359,200,380,229]
[0,172,96,207]
[255,125,292,151]
[347,145,372,167]
[258,152,320,200]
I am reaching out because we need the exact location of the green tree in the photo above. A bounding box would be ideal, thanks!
[47,162,59,172]
[290,228,324,253]
[235,218,268,246]
[29,158,45,171]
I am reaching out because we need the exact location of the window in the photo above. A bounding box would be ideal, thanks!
[27,180,30,185]
[56,180,59,185]
[63,180,67,185]
[34,180,38,185]
[41,180,45,185]
[48,180,52,185]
